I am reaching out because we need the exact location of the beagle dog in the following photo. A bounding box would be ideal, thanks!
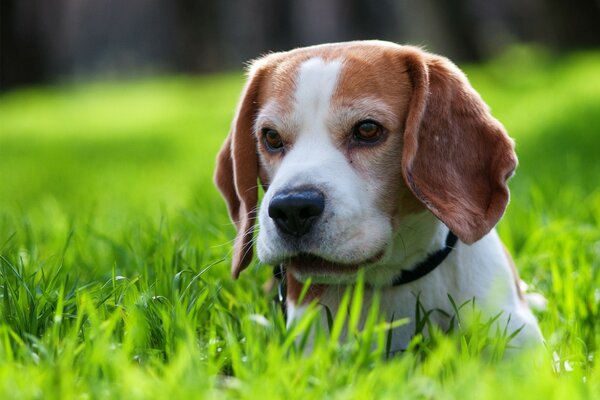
[214,41,543,350]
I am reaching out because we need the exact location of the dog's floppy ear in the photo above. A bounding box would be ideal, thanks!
[214,64,266,278]
[402,50,517,244]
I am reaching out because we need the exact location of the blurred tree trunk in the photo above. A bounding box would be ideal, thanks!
[1,0,57,89]
[172,0,222,72]
[434,0,484,61]
[546,0,600,49]
[289,0,351,45]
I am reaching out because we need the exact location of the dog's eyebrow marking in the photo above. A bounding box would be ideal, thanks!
[255,101,297,133]
[331,97,399,129]
[293,57,342,132]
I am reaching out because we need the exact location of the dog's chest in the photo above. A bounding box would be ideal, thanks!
[314,273,456,350]
[289,231,527,351]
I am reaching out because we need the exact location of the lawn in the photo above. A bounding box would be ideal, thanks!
[1,47,599,399]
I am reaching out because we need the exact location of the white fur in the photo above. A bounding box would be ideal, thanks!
[286,302,308,329]
[254,56,543,351]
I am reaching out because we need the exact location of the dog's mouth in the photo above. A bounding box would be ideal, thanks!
[285,251,384,276]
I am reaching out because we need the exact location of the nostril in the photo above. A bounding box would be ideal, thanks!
[299,207,310,220]
[269,206,287,221]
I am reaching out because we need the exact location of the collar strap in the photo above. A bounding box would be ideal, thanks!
[391,230,458,286]
[273,230,458,305]
[273,264,287,314]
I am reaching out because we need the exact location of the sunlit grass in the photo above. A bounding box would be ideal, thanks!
[1,48,599,398]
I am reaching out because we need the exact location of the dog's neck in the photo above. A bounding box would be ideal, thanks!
[287,210,450,287]
[364,210,450,286]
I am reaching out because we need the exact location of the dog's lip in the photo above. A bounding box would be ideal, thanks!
[285,250,385,275]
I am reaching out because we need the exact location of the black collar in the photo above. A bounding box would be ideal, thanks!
[391,230,458,286]
[274,230,458,306]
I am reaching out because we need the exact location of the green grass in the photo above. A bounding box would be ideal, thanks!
[1,47,599,398]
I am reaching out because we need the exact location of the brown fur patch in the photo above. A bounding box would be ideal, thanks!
[401,48,517,244]
[287,273,326,305]
[330,47,417,222]
[214,62,277,278]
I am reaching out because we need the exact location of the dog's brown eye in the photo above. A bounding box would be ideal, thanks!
[353,120,383,143]
[263,128,284,151]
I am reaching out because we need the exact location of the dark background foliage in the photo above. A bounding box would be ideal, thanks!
[2,0,599,90]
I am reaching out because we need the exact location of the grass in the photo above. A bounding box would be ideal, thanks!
[1,47,599,398]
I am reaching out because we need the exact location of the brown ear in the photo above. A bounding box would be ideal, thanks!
[402,50,517,244]
[214,66,265,278]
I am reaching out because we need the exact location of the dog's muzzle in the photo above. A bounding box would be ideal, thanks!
[268,188,325,237]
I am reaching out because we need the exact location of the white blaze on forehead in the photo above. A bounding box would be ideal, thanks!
[294,58,342,129]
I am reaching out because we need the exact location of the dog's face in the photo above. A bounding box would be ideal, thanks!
[215,41,517,280]
[254,50,416,279]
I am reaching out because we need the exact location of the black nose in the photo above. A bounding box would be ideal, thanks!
[268,189,325,237]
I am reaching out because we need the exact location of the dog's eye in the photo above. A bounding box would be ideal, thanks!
[353,120,383,143]
[262,128,284,151]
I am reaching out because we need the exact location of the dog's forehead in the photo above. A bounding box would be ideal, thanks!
[256,43,412,114]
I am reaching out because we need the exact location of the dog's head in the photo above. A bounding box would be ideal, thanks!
[214,41,517,280]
